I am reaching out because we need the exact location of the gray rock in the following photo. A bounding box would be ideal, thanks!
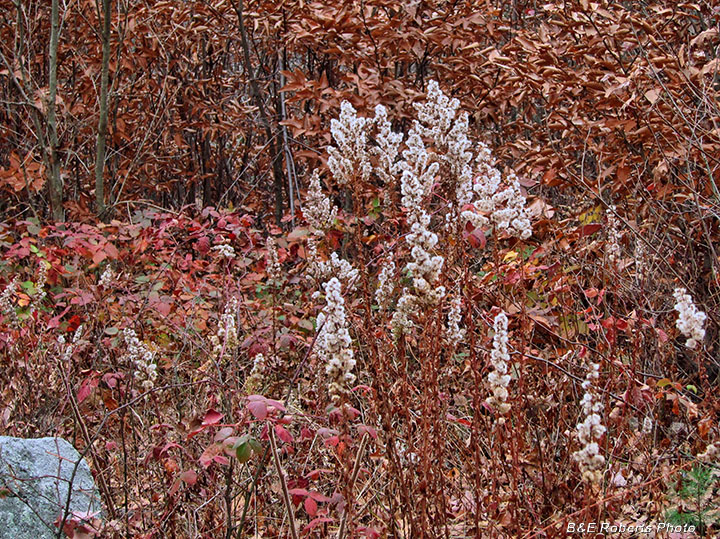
[0,436,102,538]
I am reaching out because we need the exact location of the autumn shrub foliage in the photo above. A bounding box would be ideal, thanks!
[0,78,717,537]
[1,0,720,537]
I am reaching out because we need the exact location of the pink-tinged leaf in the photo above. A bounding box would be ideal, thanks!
[304,469,331,480]
[157,442,181,459]
[180,470,197,485]
[275,425,294,443]
[70,291,94,306]
[77,376,99,404]
[46,306,71,330]
[247,400,268,420]
[103,242,119,259]
[169,479,181,497]
[155,301,171,317]
[194,236,210,255]
[202,408,223,426]
[199,443,229,468]
[352,384,372,395]
[92,250,107,265]
[247,394,266,401]
[266,398,286,412]
[187,419,206,439]
[305,496,318,517]
[214,427,234,442]
[287,227,309,241]
[358,526,382,539]
[324,435,339,448]
[199,444,219,468]
[657,328,669,343]
[317,428,338,439]
[302,517,334,533]
[288,488,310,497]
[300,427,314,441]
[357,425,378,439]
[102,372,123,389]
[518,176,538,188]
[308,491,331,503]
[466,227,486,249]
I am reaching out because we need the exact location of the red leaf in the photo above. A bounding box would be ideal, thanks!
[265,398,286,412]
[202,408,223,426]
[169,479,181,497]
[180,470,197,485]
[67,315,83,332]
[199,444,220,468]
[154,301,171,317]
[304,469,331,480]
[247,400,267,420]
[199,443,229,468]
[468,228,486,249]
[324,435,339,448]
[357,425,378,439]
[46,306,71,330]
[214,427,234,442]
[308,491,331,502]
[92,250,107,265]
[194,236,210,255]
[77,375,99,404]
[579,223,602,237]
[305,496,318,517]
[103,242,119,259]
[303,517,334,533]
[275,425,294,443]
[288,488,309,496]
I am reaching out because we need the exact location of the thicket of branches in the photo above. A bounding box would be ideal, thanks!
[0,1,719,537]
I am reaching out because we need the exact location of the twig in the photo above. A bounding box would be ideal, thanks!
[337,433,370,539]
[269,424,299,539]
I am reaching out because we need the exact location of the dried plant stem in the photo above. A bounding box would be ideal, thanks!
[269,424,298,539]
[337,433,370,539]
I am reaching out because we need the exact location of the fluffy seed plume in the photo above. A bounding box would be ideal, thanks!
[673,287,706,349]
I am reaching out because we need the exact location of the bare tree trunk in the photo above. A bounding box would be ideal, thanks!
[94,0,111,219]
[47,0,64,221]
[234,0,285,226]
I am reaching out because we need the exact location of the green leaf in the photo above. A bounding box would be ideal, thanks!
[686,384,698,394]
[26,218,41,235]
[656,378,672,388]
[235,442,252,463]
[248,437,262,454]
[29,244,39,254]
[104,327,119,335]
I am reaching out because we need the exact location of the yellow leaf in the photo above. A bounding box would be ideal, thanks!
[503,250,519,262]
[578,205,602,225]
